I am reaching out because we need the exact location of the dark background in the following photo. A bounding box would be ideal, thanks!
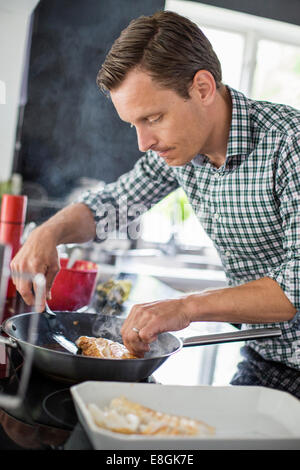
[16,0,300,205]
[16,0,165,202]
[194,0,300,26]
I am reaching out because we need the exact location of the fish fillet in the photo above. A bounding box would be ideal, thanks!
[88,396,215,436]
[76,336,137,359]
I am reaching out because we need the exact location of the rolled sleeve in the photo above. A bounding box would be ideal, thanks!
[267,258,300,310]
[266,135,300,309]
[76,150,178,242]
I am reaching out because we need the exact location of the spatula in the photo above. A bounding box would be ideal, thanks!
[44,301,79,355]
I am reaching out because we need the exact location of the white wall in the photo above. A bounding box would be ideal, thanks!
[0,0,39,183]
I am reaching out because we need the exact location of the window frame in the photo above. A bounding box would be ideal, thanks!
[165,0,300,96]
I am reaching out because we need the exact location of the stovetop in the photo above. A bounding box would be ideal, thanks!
[0,346,81,449]
[0,274,170,450]
[0,342,158,450]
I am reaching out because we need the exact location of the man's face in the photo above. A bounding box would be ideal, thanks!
[110,69,214,167]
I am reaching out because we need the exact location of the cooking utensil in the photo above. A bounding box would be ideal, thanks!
[66,248,82,269]
[44,300,56,319]
[0,269,45,409]
[0,311,282,383]
[44,301,79,355]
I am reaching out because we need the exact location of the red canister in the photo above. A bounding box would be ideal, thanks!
[0,194,28,297]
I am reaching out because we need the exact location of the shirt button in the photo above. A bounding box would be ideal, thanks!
[214,213,220,220]
[225,250,230,257]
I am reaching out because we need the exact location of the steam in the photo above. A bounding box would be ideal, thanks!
[91,315,181,359]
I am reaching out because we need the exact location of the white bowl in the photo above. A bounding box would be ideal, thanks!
[71,381,300,450]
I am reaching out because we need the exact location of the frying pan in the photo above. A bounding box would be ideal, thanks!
[0,311,281,383]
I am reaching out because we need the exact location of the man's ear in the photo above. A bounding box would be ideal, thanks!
[190,70,216,105]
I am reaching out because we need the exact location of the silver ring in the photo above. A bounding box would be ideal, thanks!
[132,327,140,334]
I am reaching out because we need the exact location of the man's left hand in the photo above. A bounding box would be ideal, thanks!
[121,297,191,356]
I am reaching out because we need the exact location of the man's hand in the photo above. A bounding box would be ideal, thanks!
[10,203,96,309]
[10,226,60,308]
[121,276,297,356]
[121,297,191,356]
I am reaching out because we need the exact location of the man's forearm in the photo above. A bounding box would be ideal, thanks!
[185,276,297,324]
[39,203,96,245]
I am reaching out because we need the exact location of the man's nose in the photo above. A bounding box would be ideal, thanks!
[136,126,158,153]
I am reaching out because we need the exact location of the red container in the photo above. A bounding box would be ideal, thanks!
[0,194,27,298]
[47,258,98,311]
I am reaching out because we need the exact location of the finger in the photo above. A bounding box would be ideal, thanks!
[31,260,59,308]
[123,327,151,357]
[121,305,155,355]
[122,324,148,352]
[15,279,35,306]
[139,328,159,344]
[138,316,164,343]
[127,341,150,357]
[10,260,19,287]
[45,265,59,299]
[32,278,46,313]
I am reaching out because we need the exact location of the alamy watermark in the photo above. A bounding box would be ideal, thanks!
[94,198,194,241]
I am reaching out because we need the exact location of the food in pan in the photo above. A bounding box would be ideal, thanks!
[76,336,137,359]
[87,396,215,436]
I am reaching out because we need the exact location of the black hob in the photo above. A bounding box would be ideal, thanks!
[0,275,164,450]
[0,345,82,449]
[0,343,157,450]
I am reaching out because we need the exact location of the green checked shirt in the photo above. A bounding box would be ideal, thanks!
[78,86,300,370]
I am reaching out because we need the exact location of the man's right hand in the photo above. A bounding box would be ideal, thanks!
[10,225,60,308]
[9,203,96,309]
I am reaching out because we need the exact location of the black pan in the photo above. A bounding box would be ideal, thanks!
[0,311,281,383]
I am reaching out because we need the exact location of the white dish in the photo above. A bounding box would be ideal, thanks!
[71,381,300,450]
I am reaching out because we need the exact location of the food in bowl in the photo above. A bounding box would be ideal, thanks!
[76,336,137,359]
[87,396,215,436]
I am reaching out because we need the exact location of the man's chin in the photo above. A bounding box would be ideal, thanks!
[163,156,192,167]
[165,160,185,167]
[156,149,193,167]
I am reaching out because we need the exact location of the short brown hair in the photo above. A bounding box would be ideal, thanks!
[97,10,222,99]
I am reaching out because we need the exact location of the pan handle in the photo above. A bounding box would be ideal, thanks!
[182,327,282,347]
[0,329,18,349]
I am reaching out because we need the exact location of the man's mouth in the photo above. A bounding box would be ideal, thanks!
[155,148,173,157]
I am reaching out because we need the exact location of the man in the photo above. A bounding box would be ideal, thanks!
[11,11,300,395]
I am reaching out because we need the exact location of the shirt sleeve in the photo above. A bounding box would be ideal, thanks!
[266,134,300,310]
[75,150,179,242]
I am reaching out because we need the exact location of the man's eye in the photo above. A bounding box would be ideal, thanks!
[149,116,161,124]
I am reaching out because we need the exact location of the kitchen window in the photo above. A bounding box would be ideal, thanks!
[141,0,300,250]
[252,39,300,108]
[166,0,300,103]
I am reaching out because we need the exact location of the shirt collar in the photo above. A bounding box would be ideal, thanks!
[191,85,253,168]
[226,85,253,158]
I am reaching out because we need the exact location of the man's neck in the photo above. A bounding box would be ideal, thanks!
[205,85,232,168]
